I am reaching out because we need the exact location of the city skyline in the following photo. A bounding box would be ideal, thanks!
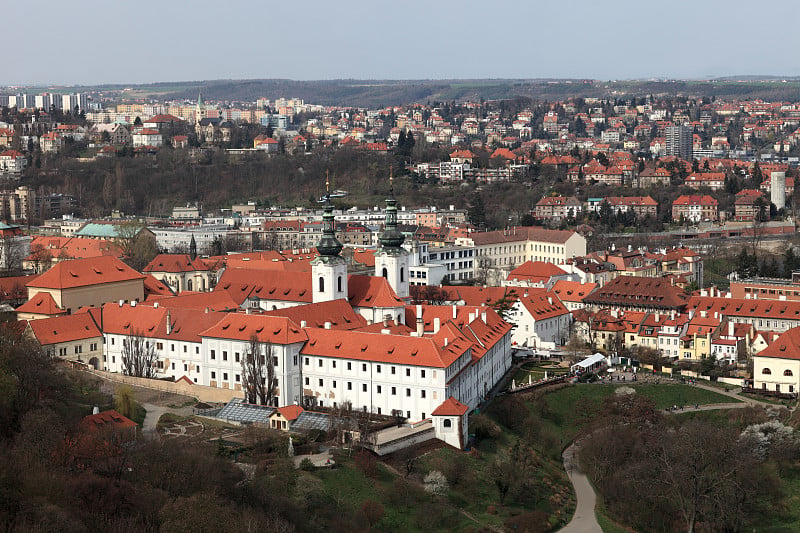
[7,0,800,85]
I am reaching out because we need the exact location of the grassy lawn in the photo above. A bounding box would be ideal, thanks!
[512,362,568,384]
[693,378,740,391]
[314,459,478,532]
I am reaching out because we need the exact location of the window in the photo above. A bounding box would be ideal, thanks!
[183,345,187,353]
[421,390,426,398]
[170,344,175,352]
[376,364,381,373]
[443,419,452,428]
[90,343,97,351]
[406,368,411,377]
[406,388,411,397]
[332,380,337,388]
[420,370,426,378]
[391,387,396,395]
[304,377,309,385]
[293,355,298,365]
[347,382,352,390]
[235,352,240,362]
[377,385,382,394]
[347,362,352,370]
[332,361,336,368]
[382,267,388,278]
[318,359,323,367]
[391,366,396,375]
[211,371,216,379]
[362,363,367,372]
[223,351,228,361]
[304,357,309,366]
[337,275,342,292]
[318,276,325,292]
[362,384,367,392]
[223,373,228,381]
[195,347,199,354]
[211,350,216,360]
[400,267,404,282]
[763,368,772,375]
[319,379,324,386]
[785,369,794,376]
[156,342,163,350]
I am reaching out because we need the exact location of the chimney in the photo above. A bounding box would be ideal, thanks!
[452,305,457,319]
[383,317,389,327]
[481,311,487,323]
[416,315,424,336]
[728,320,734,337]
[671,310,676,320]
[654,312,659,322]
[548,296,553,305]
[301,320,307,328]
[166,310,172,335]
[118,299,124,307]
[689,309,695,319]
[153,301,159,308]
[381,329,391,334]
[205,307,209,313]
[700,310,706,318]
[246,308,251,315]
[444,337,449,347]
[324,321,332,330]
[416,304,422,317]
[131,300,137,307]
[433,317,441,333]
[468,311,475,323]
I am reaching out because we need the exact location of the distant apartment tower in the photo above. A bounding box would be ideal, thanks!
[665,125,693,159]
[771,171,786,210]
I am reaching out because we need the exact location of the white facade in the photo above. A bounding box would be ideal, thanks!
[312,257,348,303]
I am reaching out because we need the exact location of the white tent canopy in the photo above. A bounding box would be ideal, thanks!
[571,353,608,372]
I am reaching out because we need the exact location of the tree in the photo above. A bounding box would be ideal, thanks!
[467,192,487,230]
[121,331,157,378]
[114,385,137,419]
[241,334,276,406]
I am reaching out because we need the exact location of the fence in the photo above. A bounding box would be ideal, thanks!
[78,367,244,403]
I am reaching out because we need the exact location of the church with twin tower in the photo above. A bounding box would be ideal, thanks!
[312,173,410,316]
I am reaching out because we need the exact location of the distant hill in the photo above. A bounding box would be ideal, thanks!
[13,78,800,106]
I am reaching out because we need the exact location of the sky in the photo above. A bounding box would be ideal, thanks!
[7,0,800,86]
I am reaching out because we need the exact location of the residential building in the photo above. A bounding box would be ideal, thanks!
[671,195,719,223]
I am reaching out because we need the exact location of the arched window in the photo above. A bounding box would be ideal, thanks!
[318,276,325,292]
[443,419,452,428]
[382,267,388,279]
[400,267,405,282]
[785,369,794,376]
[762,368,772,375]
[337,275,342,292]
[187,279,193,291]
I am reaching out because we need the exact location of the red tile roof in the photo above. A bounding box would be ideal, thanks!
[550,280,598,302]
[143,254,209,273]
[27,312,101,345]
[275,405,304,421]
[28,256,144,290]
[265,299,367,330]
[348,275,405,308]
[16,292,66,316]
[758,327,800,360]
[518,292,570,320]
[200,314,306,345]
[81,410,137,432]
[301,328,468,368]
[145,291,239,312]
[432,397,469,416]
[102,303,225,343]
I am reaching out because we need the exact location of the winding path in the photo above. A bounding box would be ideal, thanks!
[558,384,778,532]
[559,443,602,533]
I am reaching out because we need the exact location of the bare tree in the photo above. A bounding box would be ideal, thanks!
[121,331,158,378]
[241,334,276,405]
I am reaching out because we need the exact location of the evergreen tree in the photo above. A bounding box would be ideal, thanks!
[468,192,487,230]
[736,248,758,279]
[785,247,799,276]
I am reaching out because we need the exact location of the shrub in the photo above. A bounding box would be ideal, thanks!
[423,470,449,495]
[299,458,315,471]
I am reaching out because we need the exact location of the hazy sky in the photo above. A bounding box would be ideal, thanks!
[7,0,800,85]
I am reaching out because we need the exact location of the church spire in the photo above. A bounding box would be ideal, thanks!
[378,168,405,250]
[316,171,343,258]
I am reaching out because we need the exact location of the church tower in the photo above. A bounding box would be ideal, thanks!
[312,173,348,303]
[375,171,410,299]
[195,92,207,126]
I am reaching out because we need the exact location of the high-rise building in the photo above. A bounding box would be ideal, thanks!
[665,124,693,159]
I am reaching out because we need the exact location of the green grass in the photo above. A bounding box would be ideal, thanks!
[693,378,740,391]
[596,503,632,533]
[741,392,796,406]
